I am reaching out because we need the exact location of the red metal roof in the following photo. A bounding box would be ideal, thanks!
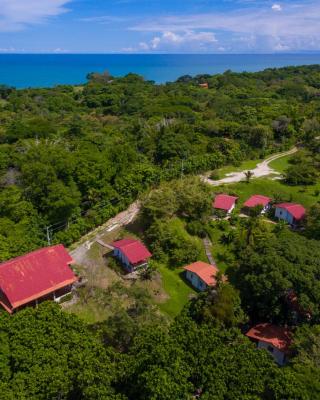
[244,195,271,208]
[245,323,292,353]
[213,194,238,211]
[112,238,152,265]
[184,261,219,286]
[0,245,77,312]
[275,203,306,221]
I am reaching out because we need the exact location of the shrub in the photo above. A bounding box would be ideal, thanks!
[209,170,220,180]
[186,220,207,238]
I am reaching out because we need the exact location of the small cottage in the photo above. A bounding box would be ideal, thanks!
[0,245,77,314]
[184,261,219,291]
[243,195,272,214]
[213,194,238,215]
[275,203,306,226]
[112,238,152,272]
[245,323,292,366]
[199,82,209,89]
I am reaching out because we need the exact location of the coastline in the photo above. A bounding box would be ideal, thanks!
[1,53,320,88]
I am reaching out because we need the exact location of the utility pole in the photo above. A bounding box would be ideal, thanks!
[181,158,184,179]
[46,226,51,246]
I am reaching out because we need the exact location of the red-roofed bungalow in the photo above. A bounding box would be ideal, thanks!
[112,238,152,272]
[243,195,272,214]
[213,194,238,215]
[275,203,306,226]
[246,323,292,365]
[0,245,77,314]
[184,261,219,291]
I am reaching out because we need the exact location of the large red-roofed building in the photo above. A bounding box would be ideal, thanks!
[213,194,238,215]
[112,238,152,272]
[184,261,219,291]
[246,323,292,365]
[275,203,306,226]
[0,245,77,314]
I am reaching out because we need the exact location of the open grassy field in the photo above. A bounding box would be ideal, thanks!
[66,217,202,323]
[217,177,320,210]
[205,224,232,273]
[157,263,196,317]
[269,153,294,173]
[213,158,261,179]
[212,148,298,181]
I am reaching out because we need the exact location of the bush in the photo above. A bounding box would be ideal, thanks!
[186,220,207,238]
[214,209,227,219]
[209,170,220,180]
[147,218,203,267]
[217,220,229,231]
[285,163,318,185]
[229,214,240,226]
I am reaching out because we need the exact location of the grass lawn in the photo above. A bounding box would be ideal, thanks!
[66,298,107,324]
[269,153,294,173]
[218,178,320,209]
[67,219,206,322]
[214,158,261,179]
[157,263,196,318]
[205,225,231,273]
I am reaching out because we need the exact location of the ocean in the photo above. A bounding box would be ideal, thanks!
[0,54,320,88]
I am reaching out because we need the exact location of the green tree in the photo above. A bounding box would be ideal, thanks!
[305,204,320,240]
[0,302,123,399]
[244,170,254,183]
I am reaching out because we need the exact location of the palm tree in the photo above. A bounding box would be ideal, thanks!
[273,192,284,204]
[244,170,254,183]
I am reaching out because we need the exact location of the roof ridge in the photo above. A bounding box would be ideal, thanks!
[122,240,139,248]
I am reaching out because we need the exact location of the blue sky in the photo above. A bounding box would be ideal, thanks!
[0,0,319,53]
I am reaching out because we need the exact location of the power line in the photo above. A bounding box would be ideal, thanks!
[42,161,185,245]
[43,196,122,245]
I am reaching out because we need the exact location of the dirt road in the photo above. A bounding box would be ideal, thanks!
[70,201,140,265]
[204,147,297,186]
[70,148,297,264]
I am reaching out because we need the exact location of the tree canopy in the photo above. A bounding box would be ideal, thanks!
[0,65,320,259]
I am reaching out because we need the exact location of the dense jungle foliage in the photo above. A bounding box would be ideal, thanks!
[1,65,320,399]
[1,65,320,260]
[0,289,319,399]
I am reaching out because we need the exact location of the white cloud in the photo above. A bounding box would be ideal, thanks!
[140,30,217,51]
[272,4,282,11]
[53,47,69,53]
[0,47,16,52]
[139,42,149,50]
[122,47,135,52]
[129,1,320,52]
[151,37,161,49]
[79,15,125,24]
[273,42,290,51]
[0,0,71,32]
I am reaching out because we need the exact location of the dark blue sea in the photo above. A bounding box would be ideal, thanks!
[1,54,320,88]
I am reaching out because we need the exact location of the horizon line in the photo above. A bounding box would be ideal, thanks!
[1,52,320,56]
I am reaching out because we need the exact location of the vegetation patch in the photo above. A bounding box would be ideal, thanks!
[216,177,320,209]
